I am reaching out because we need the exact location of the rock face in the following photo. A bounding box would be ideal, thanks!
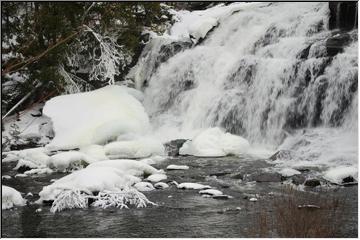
[329,2,358,30]
[164,139,188,156]
[326,33,351,57]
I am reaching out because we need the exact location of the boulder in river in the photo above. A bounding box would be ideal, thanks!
[304,178,321,187]
[164,139,188,156]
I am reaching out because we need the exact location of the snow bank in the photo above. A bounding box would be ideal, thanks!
[43,85,150,151]
[87,160,160,177]
[104,138,164,159]
[324,166,358,184]
[179,127,250,157]
[2,185,26,210]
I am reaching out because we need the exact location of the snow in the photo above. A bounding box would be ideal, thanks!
[79,145,108,162]
[168,3,258,42]
[38,167,141,202]
[47,151,91,172]
[278,168,301,177]
[199,189,223,196]
[179,127,250,157]
[323,166,358,184]
[2,185,26,210]
[104,138,164,159]
[87,160,160,177]
[43,85,150,151]
[134,182,155,191]
[9,147,50,170]
[249,197,258,202]
[176,182,211,190]
[167,164,189,170]
[147,173,167,183]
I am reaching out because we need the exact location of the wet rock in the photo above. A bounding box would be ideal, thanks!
[326,33,351,57]
[251,172,282,182]
[16,165,32,173]
[231,173,244,180]
[298,204,320,210]
[304,179,321,187]
[291,175,306,185]
[164,139,188,156]
[209,171,231,177]
[213,195,233,200]
[342,176,356,184]
[269,150,292,161]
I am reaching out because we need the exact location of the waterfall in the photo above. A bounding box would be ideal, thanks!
[129,2,358,152]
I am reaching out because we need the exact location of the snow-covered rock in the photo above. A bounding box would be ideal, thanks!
[104,138,164,159]
[43,85,150,151]
[324,166,358,184]
[2,185,26,210]
[176,182,211,190]
[167,164,189,170]
[47,151,91,172]
[147,173,167,183]
[199,189,223,196]
[179,127,250,157]
[278,168,301,177]
[87,160,160,177]
[79,145,108,163]
[134,182,155,192]
[10,147,50,170]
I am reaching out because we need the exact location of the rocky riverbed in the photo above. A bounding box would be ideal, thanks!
[1,155,357,237]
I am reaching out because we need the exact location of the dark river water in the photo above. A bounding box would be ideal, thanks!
[1,155,358,237]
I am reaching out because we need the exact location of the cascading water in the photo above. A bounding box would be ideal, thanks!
[128,2,357,171]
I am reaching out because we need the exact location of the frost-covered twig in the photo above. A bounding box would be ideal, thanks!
[50,189,88,213]
[50,188,156,213]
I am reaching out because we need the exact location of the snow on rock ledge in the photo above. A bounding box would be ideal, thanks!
[2,185,26,210]
[43,85,150,151]
[179,127,250,157]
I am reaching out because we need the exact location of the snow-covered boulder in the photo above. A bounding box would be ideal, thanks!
[2,185,26,210]
[104,138,164,159]
[199,189,223,196]
[43,85,150,151]
[134,182,155,192]
[38,167,141,202]
[179,127,250,157]
[11,147,50,170]
[278,168,301,177]
[147,173,167,183]
[47,151,92,172]
[87,160,160,177]
[154,182,169,189]
[167,164,189,170]
[324,166,358,184]
[175,182,212,190]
